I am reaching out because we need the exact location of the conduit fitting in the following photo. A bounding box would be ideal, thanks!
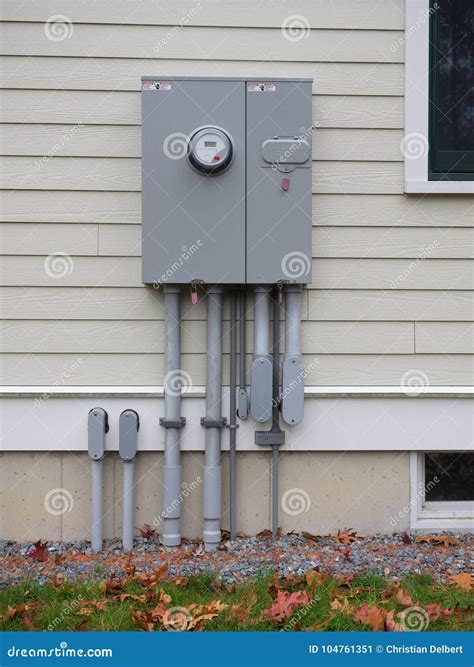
[281,284,305,425]
[87,407,108,553]
[161,284,183,550]
[119,409,139,552]
[250,285,273,423]
[202,285,224,552]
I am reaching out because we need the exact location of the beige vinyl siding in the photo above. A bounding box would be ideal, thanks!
[0,2,473,387]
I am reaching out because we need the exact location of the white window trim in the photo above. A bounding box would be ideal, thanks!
[404,0,474,194]
[410,451,474,529]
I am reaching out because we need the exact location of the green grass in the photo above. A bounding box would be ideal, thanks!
[0,572,472,632]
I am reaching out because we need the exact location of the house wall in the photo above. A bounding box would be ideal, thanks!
[0,1,472,540]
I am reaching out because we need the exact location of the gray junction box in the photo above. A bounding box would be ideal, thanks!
[141,77,312,285]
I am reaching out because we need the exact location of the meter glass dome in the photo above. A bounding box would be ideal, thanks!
[187,127,233,174]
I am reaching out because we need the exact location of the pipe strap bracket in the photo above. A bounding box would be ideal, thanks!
[200,417,227,428]
[160,417,186,429]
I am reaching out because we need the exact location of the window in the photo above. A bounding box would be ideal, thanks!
[410,452,474,529]
[429,1,474,180]
[404,0,474,193]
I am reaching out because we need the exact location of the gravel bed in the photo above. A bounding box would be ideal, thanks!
[1,532,472,588]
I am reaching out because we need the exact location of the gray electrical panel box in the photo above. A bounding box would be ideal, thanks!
[141,77,312,285]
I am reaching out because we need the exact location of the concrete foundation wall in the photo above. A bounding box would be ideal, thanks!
[0,451,410,542]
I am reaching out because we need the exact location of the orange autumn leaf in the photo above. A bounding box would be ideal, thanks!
[450,572,473,592]
[354,604,386,631]
[305,570,325,587]
[263,590,309,623]
[416,534,461,548]
[130,609,155,632]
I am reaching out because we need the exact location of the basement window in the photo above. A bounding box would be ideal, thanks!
[410,452,474,529]
[404,0,474,193]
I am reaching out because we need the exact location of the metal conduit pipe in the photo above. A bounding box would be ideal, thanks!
[281,284,305,425]
[119,409,139,552]
[87,408,108,553]
[237,287,249,420]
[229,289,238,539]
[160,285,185,549]
[202,285,225,552]
[250,285,273,423]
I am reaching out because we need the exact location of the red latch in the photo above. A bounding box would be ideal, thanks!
[281,178,290,191]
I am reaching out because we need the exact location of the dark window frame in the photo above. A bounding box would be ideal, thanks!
[428,0,474,181]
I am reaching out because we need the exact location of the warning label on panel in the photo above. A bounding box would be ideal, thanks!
[247,82,276,92]
[142,81,172,91]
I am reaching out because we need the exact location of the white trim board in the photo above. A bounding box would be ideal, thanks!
[1,394,472,453]
[1,386,473,398]
[404,0,474,194]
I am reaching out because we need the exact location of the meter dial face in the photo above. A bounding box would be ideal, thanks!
[187,127,233,174]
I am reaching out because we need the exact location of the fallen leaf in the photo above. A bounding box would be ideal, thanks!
[131,609,155,632]
[28,541,48,562]
[341,547,352,562]
[263,590,309,623]
[335,528,359,545]
[394,587,413,607]
[354,604,386,631]
[450,572,473,592]
[416,534,461,548]
[305,570,325,587]
[401,532,412,544]
[302,531,319,544]
[140,524,156,540]
[256,529,273,540]
[331,597,351,614]
[425,603,452,622]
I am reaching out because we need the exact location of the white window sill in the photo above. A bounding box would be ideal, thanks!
[405,181,474,194]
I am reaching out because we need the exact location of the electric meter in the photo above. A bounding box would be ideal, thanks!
[187,126,233,174]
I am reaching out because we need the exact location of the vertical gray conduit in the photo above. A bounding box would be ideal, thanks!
[122,461,135,551]
[160,284,184,549]
[271,288,282,536]
[229,289,238,539]
[250,286,273,422]
[87,407,108,553]
[91,461,104,552]
[202,285,224,552]
[237,288,249,419]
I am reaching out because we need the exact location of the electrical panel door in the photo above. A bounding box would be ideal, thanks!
[246,80,313,284]
[142,79,246,285]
